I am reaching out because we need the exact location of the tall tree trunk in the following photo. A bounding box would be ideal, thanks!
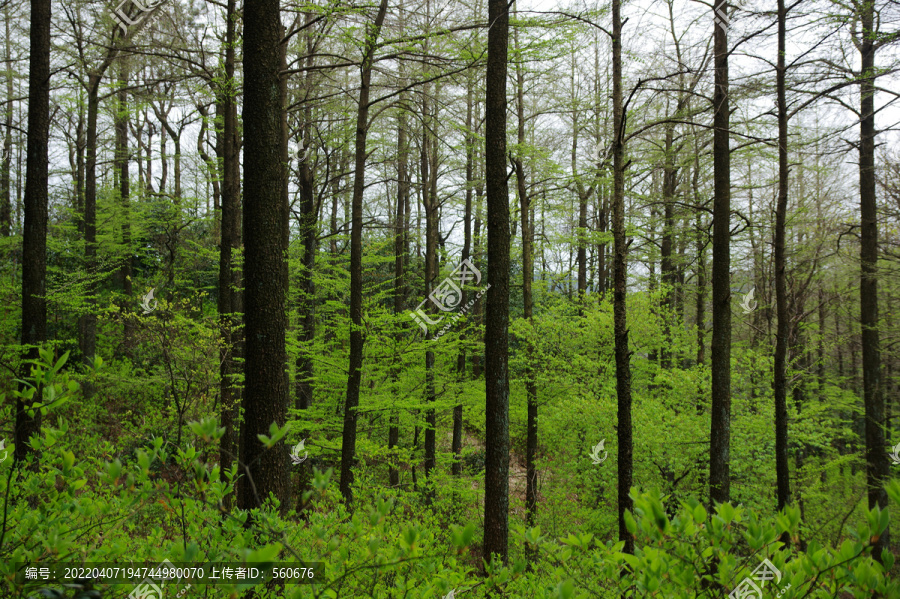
[858,0,889,561]
[773,0,792,524]
[238,0,289,514]
[390,85,409,487]
[79,73,103,394]
[421,64,438,490]
[116,64,135,357]
[296,24,316,413]
[218,0,241,511]
[339,0,389,506]
[0,13,13,237]
[660,122,676,369]
[513,22,538,529]
[453,74,475,477]
[483,0,511,567]
[709,0,732,507]
[611,0,633,556]
[15,0,51,465]
[390,51,410,486]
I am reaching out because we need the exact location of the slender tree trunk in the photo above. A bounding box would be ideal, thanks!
[858,0,889,561]
[340,0,389,505]
[483,0,511,567]
[296,34,316,412]
[238,0,289,514]
[453,75,475,477]
[116,65,135,357]
[421,70,438,490]
[611,0,634,556]
[15,0,51,465]
[773,0,792,523]
[709,0,732,507]
[390,69,410,487]
[0,13,13,237]
[218,0,241,510]
[660,122,676,369]
[513,24,538,528]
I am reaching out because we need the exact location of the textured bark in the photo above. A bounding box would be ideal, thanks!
[858,0,890,561]
[15,0,51,465]
[483,0,511,567]
[773,0,792,520]
[238,0,289,514]
[340,0,389,505]
[611,0,634,556]
[709,0,732,507]
[218,0,241,510]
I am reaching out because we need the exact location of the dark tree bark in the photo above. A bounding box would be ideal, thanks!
[15,0,51,465]
[296,11,317,413]
[611,0,634,556]
[421,73,438,490]
[238,0,289,513]
[773,0,792,522]
[115,64,135,357]
[483,0,511,567]
[709,0,732,507]
[339,0,389,505]
[79,72,101,388]
[390,85,409,487]
[218,0,241,511]
[0,16,12,237]
[857,0,890,561]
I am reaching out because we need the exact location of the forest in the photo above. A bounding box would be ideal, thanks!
[2,0,900,596]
